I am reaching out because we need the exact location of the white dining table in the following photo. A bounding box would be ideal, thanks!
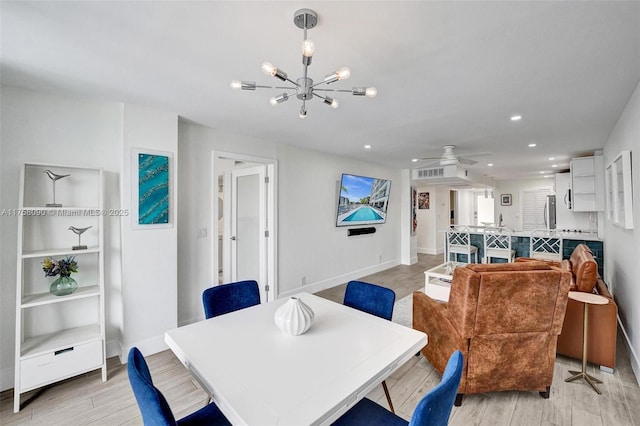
[164,292,427,426]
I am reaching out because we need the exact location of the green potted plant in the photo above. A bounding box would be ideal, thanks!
[42,255,78,296]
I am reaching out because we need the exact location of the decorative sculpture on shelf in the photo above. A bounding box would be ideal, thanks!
[68,226,92,250]
[44,169,70,207]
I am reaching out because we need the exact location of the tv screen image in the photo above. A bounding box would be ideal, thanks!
[336,173,391,227]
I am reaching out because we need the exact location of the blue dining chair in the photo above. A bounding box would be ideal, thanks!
[344,280,396,321]
[343,280,396,412]
[202,280,260,319]
[127,347,231,425]
[332,350,464,426]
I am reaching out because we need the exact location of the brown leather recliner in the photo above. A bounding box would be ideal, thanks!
[413,261,572,405]
[518,244,618,370]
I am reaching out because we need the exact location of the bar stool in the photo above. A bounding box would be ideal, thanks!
[446,225,478,264]
[483,226,515,263]
[530,229,563,261]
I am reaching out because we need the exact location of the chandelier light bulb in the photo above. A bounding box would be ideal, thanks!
[270,93,288,106]
[262,62,276,76]
[230,80,242,90]
[299,107,307,119]
[301,39,315,57]
[365,87,378,98]
[337,67,351,80]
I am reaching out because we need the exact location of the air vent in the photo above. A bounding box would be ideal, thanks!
[417,167,445,178]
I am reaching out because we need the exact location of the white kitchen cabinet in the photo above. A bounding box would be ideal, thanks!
[570,155,604,212]
[14,163,106,412]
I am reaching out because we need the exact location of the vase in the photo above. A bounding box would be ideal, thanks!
[50,276,78,296]
[274,296,314,336]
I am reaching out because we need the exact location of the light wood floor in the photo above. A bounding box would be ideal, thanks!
[2,254,639,425]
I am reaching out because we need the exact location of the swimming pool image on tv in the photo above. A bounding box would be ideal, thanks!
[342,206,384,222]
[336,173,391,226]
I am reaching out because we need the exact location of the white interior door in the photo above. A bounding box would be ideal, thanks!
[230,165,268,302]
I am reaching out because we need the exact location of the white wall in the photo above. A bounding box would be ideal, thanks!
[0,86,179,390]
[493,178,554,230]
[0,86,124,390]
[415,184,448,255]
[177,120,404,326]
[120,105,178,359]
[602,81,640,380]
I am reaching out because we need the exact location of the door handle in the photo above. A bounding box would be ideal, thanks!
[230,236,236,241]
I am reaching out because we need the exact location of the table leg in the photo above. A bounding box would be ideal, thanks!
[565,302,602,394]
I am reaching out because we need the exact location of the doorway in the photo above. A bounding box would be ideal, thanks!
[213,151,277,303]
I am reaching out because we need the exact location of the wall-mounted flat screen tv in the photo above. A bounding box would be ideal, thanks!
[336,173,391,227]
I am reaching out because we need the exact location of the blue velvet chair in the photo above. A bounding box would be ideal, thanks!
[202,280,260,319]
[331,350,464,426]
[344,280,395,321]
[343,280,396,411]
[127,347,231,425]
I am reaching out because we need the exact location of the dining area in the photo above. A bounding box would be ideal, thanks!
[126,279,465,425]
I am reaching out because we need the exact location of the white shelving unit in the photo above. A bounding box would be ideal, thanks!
[14,163,106,413]
[570,155,604,212]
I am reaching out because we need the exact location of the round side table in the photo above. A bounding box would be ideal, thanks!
[565,291,609,394]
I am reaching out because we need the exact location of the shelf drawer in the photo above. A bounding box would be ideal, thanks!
[20,339,103,391]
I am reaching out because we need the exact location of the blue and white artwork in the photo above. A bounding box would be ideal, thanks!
[138,153,169,225]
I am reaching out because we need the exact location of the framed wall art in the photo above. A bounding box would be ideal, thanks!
[418,192,430,209]
[132,148,173,229]
[500,194,512,206]
[606,150,633,229]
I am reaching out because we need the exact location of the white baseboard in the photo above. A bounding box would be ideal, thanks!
[119,335,169,364]
[618,315,640,385]
[417,247,444,255]
[278,259,400,299]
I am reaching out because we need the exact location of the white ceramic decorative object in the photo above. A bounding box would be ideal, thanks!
[274,296,315,336]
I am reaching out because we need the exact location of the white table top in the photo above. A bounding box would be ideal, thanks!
[165,292,427,426]
[425,261,466,280]
[568,291,609,305]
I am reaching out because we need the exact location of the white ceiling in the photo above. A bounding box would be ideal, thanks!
[2,1,639,180]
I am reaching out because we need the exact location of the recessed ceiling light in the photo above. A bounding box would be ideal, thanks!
[411,158,418,162]
[548,157,555,161]
[488,163,494,167]
[544,175,553,178]
[364,145,371,149]
[511,115,522,121]
[551,164,558,168]
[528,143,537,147]
[539,171,545,174]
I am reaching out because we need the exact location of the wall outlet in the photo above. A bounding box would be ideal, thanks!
[301,276,307,286]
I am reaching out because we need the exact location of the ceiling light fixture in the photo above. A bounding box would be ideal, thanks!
[511,115,522,121]
[230,9,377,119]
[528,143,537,147]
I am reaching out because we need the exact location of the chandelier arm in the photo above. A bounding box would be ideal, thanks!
[313,88,353,93]
[255,85,297,90]
[282,76,300,86]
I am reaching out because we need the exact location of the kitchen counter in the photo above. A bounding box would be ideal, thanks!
[460,227,602,241]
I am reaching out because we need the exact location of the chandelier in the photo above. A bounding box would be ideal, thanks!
[230,8,377,119]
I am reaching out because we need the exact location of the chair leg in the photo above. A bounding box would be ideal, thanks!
[454,393,464,406]
[382,380,395,413]
[539,386,550,399]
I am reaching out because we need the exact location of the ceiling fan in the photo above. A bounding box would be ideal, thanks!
[417,145,491,166]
